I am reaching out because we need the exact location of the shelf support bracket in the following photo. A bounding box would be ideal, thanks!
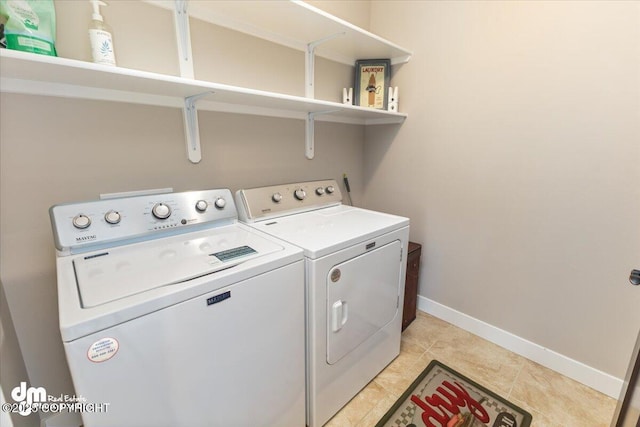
[183,92,212,164]
[305,109,339,160]
[305,32,345,98]
[174,0,194,79]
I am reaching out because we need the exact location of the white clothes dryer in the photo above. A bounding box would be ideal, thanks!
[50,188,305,427]
[236,179,409,427]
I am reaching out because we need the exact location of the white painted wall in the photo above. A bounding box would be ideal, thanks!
[365,0,640,384]
[0,283,39,427]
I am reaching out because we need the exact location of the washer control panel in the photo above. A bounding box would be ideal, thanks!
[50,189,236,252]
[236,179,342,222]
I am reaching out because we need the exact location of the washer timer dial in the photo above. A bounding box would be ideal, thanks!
[152,203,172,219]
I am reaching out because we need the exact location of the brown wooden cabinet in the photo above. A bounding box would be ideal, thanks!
[402,242,422,331]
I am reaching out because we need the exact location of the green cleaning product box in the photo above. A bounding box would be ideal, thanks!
[0,0,57,56]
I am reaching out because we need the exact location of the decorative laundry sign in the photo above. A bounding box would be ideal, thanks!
[354,59,391,110]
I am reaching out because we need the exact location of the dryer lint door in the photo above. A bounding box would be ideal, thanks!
[326,240,402,364]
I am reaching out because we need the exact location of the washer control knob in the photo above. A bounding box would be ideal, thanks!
[72,214,91,229]
[195,200,208,212]
[104,210,121,224]
[315,187,325,196]
[294,189,306,201]
[214,197,226,209]
[152,203,171,220]
[272,192,283,203]
[326,185,335,194]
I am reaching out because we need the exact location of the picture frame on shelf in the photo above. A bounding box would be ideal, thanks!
[353,59,391,110]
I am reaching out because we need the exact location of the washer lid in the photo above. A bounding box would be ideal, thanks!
[251,205,409,258]
[73,225,283,307]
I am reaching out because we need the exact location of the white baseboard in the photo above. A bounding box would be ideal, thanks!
[417,295,623,399]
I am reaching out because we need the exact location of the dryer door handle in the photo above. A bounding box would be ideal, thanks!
[331,300,349,332]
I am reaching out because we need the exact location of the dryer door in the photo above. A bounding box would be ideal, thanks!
[326,240,402,364]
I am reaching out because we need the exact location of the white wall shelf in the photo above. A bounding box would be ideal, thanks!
[145,0,413,100]
[143,0,413,67]
[1,1,411,162]
[0,49,406,161]
[0,49,407,124]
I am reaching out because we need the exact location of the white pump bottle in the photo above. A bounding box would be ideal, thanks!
[89,0,116,66]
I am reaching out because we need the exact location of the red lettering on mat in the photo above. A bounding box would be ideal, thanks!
[410,381,490,427]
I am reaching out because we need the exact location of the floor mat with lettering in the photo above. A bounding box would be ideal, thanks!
[375,360,532,427]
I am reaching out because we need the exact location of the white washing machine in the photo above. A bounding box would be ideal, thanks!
[50,188,305,427]
[235,179,409,427]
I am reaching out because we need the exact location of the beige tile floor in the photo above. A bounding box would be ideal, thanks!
[325,311,617,427]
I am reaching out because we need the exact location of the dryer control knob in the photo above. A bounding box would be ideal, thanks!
[315,187,325,196]
[152,203,171,219]
[72,214,91,229]
[104,210,121,224]
[326,185,335,194]
[294,189,306,201]
[214,197,226,209]
[272,193,283,203]
[195,200,208,212]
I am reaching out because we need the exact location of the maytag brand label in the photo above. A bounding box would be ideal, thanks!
[207,291,231,306]
[76,234,97,243]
